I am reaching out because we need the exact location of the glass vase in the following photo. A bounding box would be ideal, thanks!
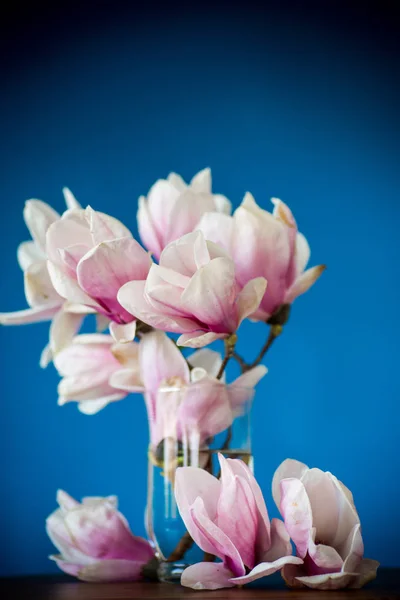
[145,382,254,583]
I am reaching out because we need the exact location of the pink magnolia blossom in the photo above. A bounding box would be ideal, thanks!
[46,490,154,582]
[272,459,379,590]
[54,334,140,414]
[137,167,231,260]
[118,231,267,348]
[0,189,89,367]
[198,193,325,321]
[174,454,302,590]
[110,330,266,449]
[46,205,152,342]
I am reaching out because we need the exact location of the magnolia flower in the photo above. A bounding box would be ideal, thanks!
[46,205,152,342]
[0,189,89,367]
[54,334,140,414]
[46,490,154,582]
[272,459,379,590]
[137,167,231,260]
[110,330,267,449]
[174,454,302,590]
[198,193,325,321]
[118,231,267,348]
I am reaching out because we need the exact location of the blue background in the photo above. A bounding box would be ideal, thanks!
[1,1,399,576]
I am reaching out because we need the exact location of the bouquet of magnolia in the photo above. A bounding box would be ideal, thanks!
[1,168,378,590]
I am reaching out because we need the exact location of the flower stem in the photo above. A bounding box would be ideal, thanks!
[232,351,249,373]
[216,333,237,380]
[166,531,194,562]
[239,325,283,373]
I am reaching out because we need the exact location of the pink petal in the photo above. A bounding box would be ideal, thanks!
[77,238,151,315]
[49,555,85,577]
[180,257,237,331]
[46,215,92,264]
[109,368,143,392]
[175,467,245,573]
[0,303,60,325]
[350,559,379,589]
[64,501,153,562]
[217,458,258,568]
[62,187,81,210]
[236,277,268,323]
[78,559,145,582]
[166,190,216,246]
[24,199,60,252]
[263,518,292,562]
[85,206,132,245]
[280,478,313,559]
[177,331,226,348]
[109,321,137,343]
[146,179,181,241]
[160,230,211,277]
[197,212,234,254]
[341,524,364,573]
[293,572,356,590]
[118,280,197,333]
[179,379,233,441]
[189,497,245,576]
[139,330,189,395]
[144,265,191,317]
[272,458,309,507]
[137,196,162,258]
[231,555,304,585]
[233,194,290,315]
[181,562,235,590]
[54,334,116,376]
[229,365,267,412]
[175,466,221,524]
[284,265,326,304]
[59,244,90,276]
[301,468,342,547]
[308,539,343,573]
[47,261,100,309]
[328,473,361,549]
[220,457,271,558]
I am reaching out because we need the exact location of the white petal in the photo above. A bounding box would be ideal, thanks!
[50,310,84,355]
[190,167,211,193]
[188,348,223,378]
[63,188,81,210]
[78,393,126,414]
[24,199,60,252]
[17,241,44,270]
[109,321,137,343]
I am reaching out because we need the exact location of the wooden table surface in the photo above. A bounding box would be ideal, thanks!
[0,569,398,599]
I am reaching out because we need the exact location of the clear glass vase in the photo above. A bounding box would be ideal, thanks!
[145,382,254,583]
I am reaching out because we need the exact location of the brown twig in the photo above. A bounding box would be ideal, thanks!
[246,324,283,370]
[216,334,237,380]
[166,531,194,562]
[232,351,249,373]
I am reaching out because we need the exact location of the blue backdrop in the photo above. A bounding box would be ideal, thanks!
[1,1,398,575]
